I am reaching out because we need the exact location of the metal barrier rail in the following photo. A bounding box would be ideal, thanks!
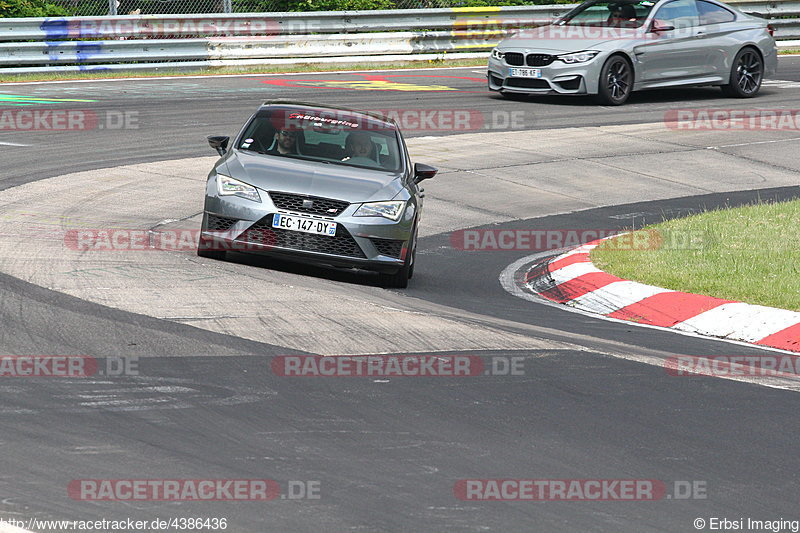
[0,30,510,66]
[0,3,797,74]
[0,6,571,41]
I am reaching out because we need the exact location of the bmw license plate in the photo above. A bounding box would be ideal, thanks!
[272,214,337,236]
[509,68,542,78]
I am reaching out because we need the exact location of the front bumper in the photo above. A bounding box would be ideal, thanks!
[487,54,604,95]
[201,187,415,273]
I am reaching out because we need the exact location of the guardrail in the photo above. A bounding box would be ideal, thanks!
[0,6,570,41]
[0,3,797,75]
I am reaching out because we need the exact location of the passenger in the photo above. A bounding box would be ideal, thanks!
[342,132,378,165]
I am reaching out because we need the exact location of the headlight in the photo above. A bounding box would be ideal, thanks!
[491,48,506,61]
[216,174,261,203]
[354,201,406,221]
[556,50,600,64]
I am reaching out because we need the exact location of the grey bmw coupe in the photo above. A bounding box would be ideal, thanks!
[488,0,778,104]
[199,102,437,288]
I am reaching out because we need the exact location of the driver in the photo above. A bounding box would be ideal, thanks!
[268,128,299,155]
[609,2,638,23]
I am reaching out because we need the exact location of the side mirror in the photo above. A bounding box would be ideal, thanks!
[650,22,675,32]
[208,135,230,156]
[413,163,438,184]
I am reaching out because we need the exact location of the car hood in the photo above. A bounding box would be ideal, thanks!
[221,150,405,203]
[500,25,642,52]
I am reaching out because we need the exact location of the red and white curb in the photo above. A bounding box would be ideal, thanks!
[518,239,800,353]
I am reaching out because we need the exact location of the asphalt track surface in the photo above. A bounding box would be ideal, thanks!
[2,59,800,532]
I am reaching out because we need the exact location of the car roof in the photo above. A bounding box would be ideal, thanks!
[258,101,399,130]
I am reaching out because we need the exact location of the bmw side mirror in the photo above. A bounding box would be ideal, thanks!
[650,22,675,32]
[208,135,230,156]
[414,163,438,184]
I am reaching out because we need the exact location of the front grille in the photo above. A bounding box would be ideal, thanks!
[242,217,366,258]
[526,54,555,67]
[504,52,524,66]
[268,192,349,217]
[206,215,238,231]
[371,238,404,259]
[506,78,550,89]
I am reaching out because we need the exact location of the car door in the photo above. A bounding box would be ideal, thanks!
[694,0,738,79]
[636,0,705,83]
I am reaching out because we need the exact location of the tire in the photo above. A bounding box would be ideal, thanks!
[379,231,416,289]
[595,55,633,106]
[407,234,417,279]
[197,235,227,260]
[721,47,763,98]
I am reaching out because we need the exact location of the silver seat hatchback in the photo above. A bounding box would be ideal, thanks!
[199,102,437,288]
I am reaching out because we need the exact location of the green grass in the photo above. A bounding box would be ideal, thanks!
[590,199,800,312]
[0,57,487,83]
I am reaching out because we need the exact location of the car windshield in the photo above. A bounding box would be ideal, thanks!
[560,0,656,27]
[237,107,403,172]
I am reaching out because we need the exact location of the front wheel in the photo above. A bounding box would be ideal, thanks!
[379,232,416,289]
[721,47,763,98]
[595,55,632,106]
[197,235,227,260]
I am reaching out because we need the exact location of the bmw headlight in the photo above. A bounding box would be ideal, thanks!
[217,174,261,203]
[354,201,406,221]
[491,48,506,61]
[556,51,600,64]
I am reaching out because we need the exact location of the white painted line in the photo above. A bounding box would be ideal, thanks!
[569,280,670,315]
[549,261,603,285]
[0,141,30,147]
[707,136,800,150]
[674,302,800,342]
[762,79,800,86]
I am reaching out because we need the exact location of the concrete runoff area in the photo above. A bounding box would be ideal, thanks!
[0,122,798,355]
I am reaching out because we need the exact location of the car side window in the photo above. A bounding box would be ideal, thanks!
[696,0,735,24]
[652,0,700,29]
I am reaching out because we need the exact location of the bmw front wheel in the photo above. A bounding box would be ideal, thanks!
[596,55,632,106]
